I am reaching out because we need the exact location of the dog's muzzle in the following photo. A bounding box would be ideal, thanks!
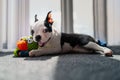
[35,35,41,42]
[35,34,52,47]
[38,37,51,47]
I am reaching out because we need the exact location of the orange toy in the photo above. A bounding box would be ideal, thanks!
[17,40,28,50]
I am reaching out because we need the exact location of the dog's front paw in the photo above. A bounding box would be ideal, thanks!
[29,50,35,57]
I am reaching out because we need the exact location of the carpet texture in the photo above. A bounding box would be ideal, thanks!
[0,46,120,80]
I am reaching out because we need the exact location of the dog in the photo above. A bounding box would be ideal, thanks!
[29,11,113,57]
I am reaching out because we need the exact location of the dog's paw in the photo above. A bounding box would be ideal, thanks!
[29,50,35,57]
[105,53,113,57]
[105,50,113,57]
[104,48,113,57]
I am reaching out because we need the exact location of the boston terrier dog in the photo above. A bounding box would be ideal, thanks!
[29,11,113,57]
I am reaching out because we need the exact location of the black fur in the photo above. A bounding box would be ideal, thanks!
[31,30,34,36]
[61,33,96,48]
[35,14,39,22]
[44,11,53,32]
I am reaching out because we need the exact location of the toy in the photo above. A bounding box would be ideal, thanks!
[97,40,107,47]
[14,36,38,57]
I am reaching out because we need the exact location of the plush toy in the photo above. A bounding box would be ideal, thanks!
[97,40,107,47]
[14,36,38,57]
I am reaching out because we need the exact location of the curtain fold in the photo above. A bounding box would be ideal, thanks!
[0,0,29,51]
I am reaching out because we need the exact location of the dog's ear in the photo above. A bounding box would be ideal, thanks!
[35,14,39,22]
[44,11,54,32]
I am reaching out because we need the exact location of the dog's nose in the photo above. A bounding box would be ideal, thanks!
[35,35,41,42]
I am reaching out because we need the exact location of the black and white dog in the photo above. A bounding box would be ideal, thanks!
[29,11,113,57]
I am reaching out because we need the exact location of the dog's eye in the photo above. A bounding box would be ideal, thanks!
[31,30,34,35]
[43,29,48,33]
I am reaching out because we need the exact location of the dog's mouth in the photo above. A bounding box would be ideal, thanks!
[38,41,46,47]
[38,37,51,47]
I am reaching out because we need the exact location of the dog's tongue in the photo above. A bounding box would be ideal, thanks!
[38,41,45,47]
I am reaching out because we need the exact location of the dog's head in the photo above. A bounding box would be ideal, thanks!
[31,11,54,47]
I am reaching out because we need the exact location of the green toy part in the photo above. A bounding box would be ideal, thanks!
[26,36,38,51]
[13,48,19,57]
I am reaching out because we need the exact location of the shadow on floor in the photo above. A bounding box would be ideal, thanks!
[53,54,120,80]
[24,55,54,61]
[23,51,120,80]
[0,52,13,57]
[109,46,120,55]
[24,52,99,61]
[52,46,120,80]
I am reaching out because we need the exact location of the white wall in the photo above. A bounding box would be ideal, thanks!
[107,0,120,45]
[73,0,94,36]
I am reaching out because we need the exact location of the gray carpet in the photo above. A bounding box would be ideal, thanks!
[0,46,120,80]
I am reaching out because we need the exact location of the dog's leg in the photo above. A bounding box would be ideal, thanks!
[84,42,113,56]
[29,48,61,57]
[73,46,93,53]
